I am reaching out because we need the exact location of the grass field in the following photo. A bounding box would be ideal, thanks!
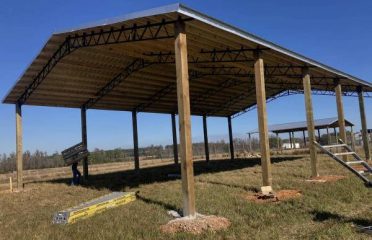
[0,155,371,239]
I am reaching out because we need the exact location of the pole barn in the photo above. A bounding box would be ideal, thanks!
[3,4,372,216]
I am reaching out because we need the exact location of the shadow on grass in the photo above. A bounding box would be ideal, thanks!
[136,193,180,212]
[42,156,302,191]
[311,210,372,226]
[197,179,260,192]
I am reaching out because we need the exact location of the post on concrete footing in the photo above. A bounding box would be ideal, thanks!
[254,50,272,189]
[175,19,196,217]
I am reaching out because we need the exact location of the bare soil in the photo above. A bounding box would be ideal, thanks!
[307,175,346,183]
[244,189,302,203]
[160,215,231,235]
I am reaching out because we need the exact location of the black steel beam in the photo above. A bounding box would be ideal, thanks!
[143,46,263,63]
[83,58,149,109]
[17,18,192,105]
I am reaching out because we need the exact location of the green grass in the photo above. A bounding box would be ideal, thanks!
[0,155,371,239]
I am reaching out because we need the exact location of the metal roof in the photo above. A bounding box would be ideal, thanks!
[248,117,354,134]
[3,3,372,117]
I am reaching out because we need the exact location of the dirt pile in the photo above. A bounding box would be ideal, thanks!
[160,214,231,234]
[245,189,302,203]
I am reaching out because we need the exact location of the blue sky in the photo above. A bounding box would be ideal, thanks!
[0,0,371,154]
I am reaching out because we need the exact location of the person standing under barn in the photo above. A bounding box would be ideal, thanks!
[71,162,81,185]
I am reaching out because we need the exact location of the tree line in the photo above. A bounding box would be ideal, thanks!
[0,132,356,174]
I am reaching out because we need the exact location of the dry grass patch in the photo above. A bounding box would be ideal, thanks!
[0,155,371,239]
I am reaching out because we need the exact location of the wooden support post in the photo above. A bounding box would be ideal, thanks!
[254,51,272,188]
[335,79,347,160]
[175,20,196,217]
[132,111,139,171]
[81,107,88,179]
[317,129,321,142]
[203,115,210,162]
[9,177,13,192]
[171,113,179,164]
[302,130,306,147]
[350,126,356,151]
[248,133,252,152]
[16,104,23,190]
[334,128,337,143]
[228,116,234,160]
[357,87,371,161]
[326,127,330,145]
[289,132,292,148]
[302,68,318,177]
[276,133,280,150]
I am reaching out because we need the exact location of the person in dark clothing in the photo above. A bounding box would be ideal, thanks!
[71,162,81,185]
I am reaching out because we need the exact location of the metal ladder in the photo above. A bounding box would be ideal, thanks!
[314,139,372,187]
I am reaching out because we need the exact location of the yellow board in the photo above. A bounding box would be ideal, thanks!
[53,192,136,224]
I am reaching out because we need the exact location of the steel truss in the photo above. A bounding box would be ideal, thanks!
[143,47,269,64]
[17,18,192,105]
[84,58,149,109]
[231,89,372,119]
[134,67,254,112]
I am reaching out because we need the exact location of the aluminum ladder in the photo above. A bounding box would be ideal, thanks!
[314,139,372,187]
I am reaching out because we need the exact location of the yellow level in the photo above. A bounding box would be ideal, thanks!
[53,192,136,224]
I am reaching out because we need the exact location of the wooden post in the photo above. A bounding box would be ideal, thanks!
[248,133,252,152]
[276,133,280,150]
[228,116,234,160]
[335,79,347,160]
[350,126,356,151]
[326,127,330,145]
[175,20,196,217]
[302,68,318,177]
[317,129,321,142]
[357,87,371,161]
[132,111,139,171]
[334,128,337,143]
[289,132,292,148]
[9,177,13,192]
[302,130,306,147]
[171,113,179,164]
[16,104,23,190]
[203,115,210,162]
[254,51,272,188]
[81,107,88,179]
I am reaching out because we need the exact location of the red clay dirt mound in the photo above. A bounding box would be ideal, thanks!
[160,215,231,235]
[306,175,346,183]
[244,189,302,203]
